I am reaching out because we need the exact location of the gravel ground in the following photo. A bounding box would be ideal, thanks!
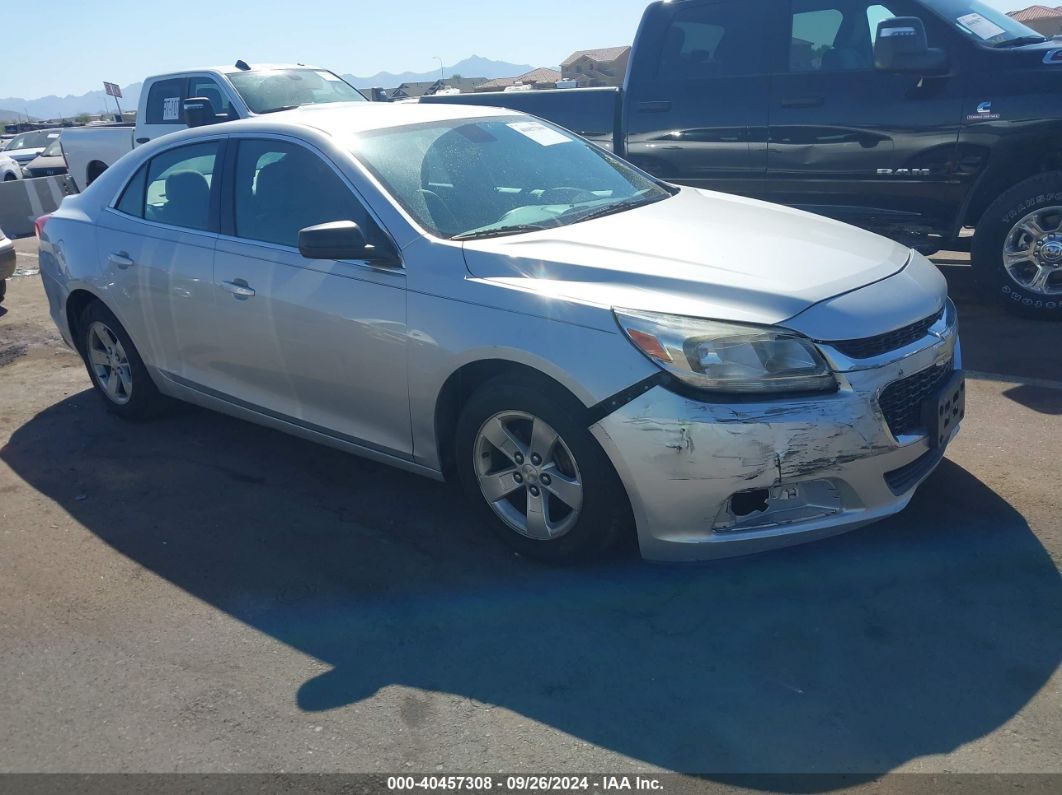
[0,237,1059,778]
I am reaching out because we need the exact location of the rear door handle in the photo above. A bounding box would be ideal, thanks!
[135,137,150,144]
[221,279,256,299]
[108,252,135,269]
[637,101,672,113]
[781,97,825,108]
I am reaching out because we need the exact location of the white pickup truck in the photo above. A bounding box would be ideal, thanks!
[61,62,366,190]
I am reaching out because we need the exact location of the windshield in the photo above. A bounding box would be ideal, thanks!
[928,0,1046,46]
[4,130,57,151]
[226,68,366,113]
[350,116,672,240]
[41,137,63,157]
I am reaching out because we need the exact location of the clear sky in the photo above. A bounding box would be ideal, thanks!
[0,0,1039,99]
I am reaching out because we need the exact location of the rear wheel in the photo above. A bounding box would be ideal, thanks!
[973,172,1062,319]
[3,172,17,182]
[0,279,6,303]
[79,301,166,418]
[455,375,633,563]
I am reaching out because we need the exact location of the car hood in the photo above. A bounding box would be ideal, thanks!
[461,187,911,326]
[3,147,44,163]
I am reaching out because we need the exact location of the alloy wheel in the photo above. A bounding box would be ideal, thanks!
[1003,206,1062,296]
[87,321,133,405]
[473,411,583,541]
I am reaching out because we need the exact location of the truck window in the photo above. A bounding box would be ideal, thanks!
[145,78,185,125]
[187,77,234,119]
[657,3,763,80]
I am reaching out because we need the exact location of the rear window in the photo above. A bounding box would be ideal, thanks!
[145,78,185,125]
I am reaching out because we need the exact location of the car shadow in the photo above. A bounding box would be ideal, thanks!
[2,392,1060,780]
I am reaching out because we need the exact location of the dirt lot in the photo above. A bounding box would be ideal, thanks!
[0,237,1060,777]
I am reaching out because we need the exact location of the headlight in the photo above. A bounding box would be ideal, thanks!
[614,308,836,395]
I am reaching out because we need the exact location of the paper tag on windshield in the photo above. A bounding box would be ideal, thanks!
[316,70,341,82]
[507,121,570,147]
[957,12,1005,40]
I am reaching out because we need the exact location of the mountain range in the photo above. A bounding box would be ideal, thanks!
[0,56,535,121]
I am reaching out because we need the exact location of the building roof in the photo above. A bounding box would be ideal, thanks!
[561,47,631,67]
[1008,5,1062,22]
[477,68,562,91]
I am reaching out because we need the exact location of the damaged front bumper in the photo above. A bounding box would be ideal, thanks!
[590,322,962,562]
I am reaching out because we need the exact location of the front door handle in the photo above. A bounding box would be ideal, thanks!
[221,279,256,299]
[781,97,825,108]
[108,252,135,269]
[637,100,672,113]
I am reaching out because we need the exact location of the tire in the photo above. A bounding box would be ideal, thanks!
[972,171,1062,320]
[78,301,166,419]
[0,279,6,304]
[3,172,18,182]
[454,374,633,563]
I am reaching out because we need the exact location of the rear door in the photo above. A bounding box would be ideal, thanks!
[623,0,772,198]
[210,136,411,457]
[96,139,223,383]
[766,0,965,242]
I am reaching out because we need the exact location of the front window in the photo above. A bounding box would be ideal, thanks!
[926,0,1045,47]
[226,69,366,114]
[41,138,63,158]
[349,116,672,240]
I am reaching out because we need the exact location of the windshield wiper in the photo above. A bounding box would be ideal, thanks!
[258,104,301,114]
[451,224,553,241]
[993,35,1047,48]
[561,195,662,225]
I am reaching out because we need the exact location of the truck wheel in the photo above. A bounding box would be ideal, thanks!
[0,279,6,304]
[454,375,633,563]
[973,172,1062,319]
[79,301,166,419]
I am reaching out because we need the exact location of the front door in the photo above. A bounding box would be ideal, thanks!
[623,0,771,199]
[767,0,965,244]
[210,137,411,457]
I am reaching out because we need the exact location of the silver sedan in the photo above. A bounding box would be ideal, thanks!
[37,103,963,562]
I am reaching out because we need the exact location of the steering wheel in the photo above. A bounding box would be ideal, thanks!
[539,187,598,205]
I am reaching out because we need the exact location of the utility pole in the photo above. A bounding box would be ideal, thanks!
[434,56,445,80]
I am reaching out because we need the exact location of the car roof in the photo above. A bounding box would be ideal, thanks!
[215,101,517,137]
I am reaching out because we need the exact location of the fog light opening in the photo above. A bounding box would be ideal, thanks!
[731,489,770,517]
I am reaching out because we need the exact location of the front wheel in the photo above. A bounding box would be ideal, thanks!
[973,172,1062,319]
[455,376,633,563]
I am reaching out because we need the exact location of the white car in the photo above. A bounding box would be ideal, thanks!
[38,103,963,563]
[0,153,22,181]
[2,128,61,169]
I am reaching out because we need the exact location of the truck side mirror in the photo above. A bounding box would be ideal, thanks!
[183,97,221,128]
[874,17,949,76]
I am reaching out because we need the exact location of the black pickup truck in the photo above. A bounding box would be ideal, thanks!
[422,0,1062,319]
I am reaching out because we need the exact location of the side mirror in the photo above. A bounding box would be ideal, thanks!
[298,221,398,264]
[874,17,949,75]
[183,97,221,128]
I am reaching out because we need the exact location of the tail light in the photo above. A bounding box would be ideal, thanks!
[34,214,52,240]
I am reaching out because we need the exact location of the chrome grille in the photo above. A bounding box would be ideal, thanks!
[828,307,944,359]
